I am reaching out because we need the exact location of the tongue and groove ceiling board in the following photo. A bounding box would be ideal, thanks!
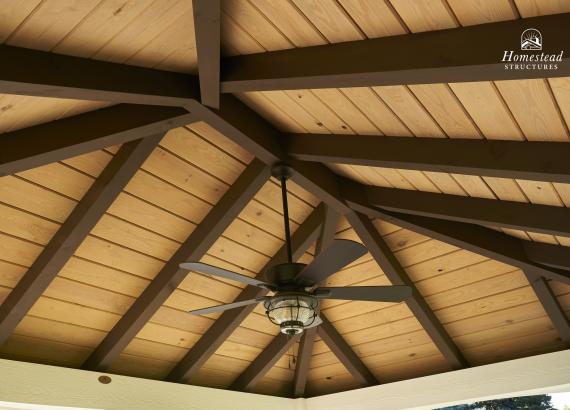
[0,0,569,399]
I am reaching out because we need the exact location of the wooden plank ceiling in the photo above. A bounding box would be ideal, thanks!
[0,0,569,399]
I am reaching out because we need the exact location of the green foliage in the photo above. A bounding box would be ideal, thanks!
[437,394,555,410]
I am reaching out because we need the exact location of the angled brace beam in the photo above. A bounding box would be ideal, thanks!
[293,205,339,397]
[0,104,195,176]
[82,159,270,371]
[192,0,221,108]
[0,135,162,346]
[220,13,570,92]
[166,203,326,383]
[231,333,300,392]
[347,212,468,370]
[317,315,378,387]
[525,272,570,346]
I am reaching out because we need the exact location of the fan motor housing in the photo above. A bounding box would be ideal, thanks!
[264,262,306,289]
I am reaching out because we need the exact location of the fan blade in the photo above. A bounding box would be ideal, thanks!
[295,240,368,286]
[314,286,412,302]
[180,262,274,289]
[304,315,323,329]
[190,296,268,315]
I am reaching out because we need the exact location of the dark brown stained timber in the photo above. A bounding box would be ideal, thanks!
[343,184,570,285]
[82,159,270,371]
[0,104,195,176]
[220,13,570,92]
[365,186,570,237]
[317,315,378,386]
[0,136,162,346]
[287,133,570,184]
[193,0,220,108]
[293,205,338,397]
[524,242,570,271]
[0,44,199,105]
[186,95,284,165]
[167,203,326,383]
[293,327,317,397]
[231,333,300,391]
[346,212,467,370]
[525,273,570,346]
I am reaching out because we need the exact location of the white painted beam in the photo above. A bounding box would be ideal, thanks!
[0,359,294,410]
[305,350,570,410]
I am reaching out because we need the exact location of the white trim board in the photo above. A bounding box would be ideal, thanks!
[305,349,570,410]
[0,350,568,410]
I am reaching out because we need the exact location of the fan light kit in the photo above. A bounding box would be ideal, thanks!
[179,163,413,335]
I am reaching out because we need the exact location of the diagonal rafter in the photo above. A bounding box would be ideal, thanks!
[317,315,378,386]
[293,205,338,397]
[231,333,300,392]
[0,135,163,345]
[525,273,570,346]
[364,185,570,237]
[0,44,199,105]
[287,133,570,184]
[167,203,326,383]
[0,104,195,176]
[220,13,570,92]
[346,212,468,370]
[82,159,271,371]
[192,0,221,108]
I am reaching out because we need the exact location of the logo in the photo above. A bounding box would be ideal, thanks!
[521,28,542,50]
[502,28,563,71]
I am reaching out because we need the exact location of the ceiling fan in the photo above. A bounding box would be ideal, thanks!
[180,164,412,335]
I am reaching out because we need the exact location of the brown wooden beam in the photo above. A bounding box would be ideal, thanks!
[293,327,317,397]
[293,205,339,397]
[365,186,570,237]
[221,13,570,92]
[346,212,468,370]
[523,241,570,271]
[525,273,570,346]
[231,333,300,391]
[0,104,195,176]
[0,44,199,105]
[82,159,270,371]
[193,0,220,108]
[287,133,570,184]
[166,203,326,383]
[343,184,570,285]
[0,135,162,346]
[317,315,378,386]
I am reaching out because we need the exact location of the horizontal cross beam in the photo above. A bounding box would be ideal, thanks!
[220,13,570,92]
[287,133,570,184]
[0,44,199,105]
[364,185,570,237]
[0,104,195,176]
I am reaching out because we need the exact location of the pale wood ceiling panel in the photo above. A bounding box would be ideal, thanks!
[449,81,525,141]
[446,0,518,26]
[495,79,569,142]
[388,0,458,32]
[514,0,570,17]
[337,0,407,38]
